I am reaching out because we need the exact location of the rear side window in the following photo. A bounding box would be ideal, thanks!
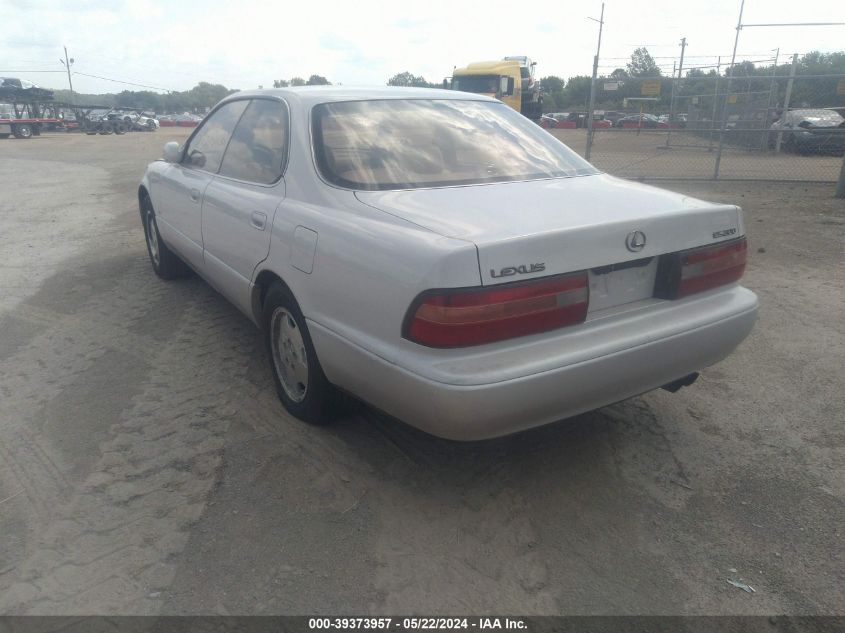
[183,100,248,173]
[312,99,598,191]
[219,99,289,184]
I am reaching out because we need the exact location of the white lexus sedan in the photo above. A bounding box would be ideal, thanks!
[139,87,758,440]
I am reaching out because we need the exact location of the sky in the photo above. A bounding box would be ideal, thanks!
[2,0,844,95]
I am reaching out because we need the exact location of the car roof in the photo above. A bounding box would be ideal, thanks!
[790,108,842,118]
[222,86,497,108]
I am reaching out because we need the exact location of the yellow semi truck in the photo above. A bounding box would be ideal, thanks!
[448,56,543,120]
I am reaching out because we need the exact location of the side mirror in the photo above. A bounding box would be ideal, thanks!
[499,77,510,96]
[188,149,206,168]
[163,141,182,163]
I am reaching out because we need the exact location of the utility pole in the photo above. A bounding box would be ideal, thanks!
[708,56,721,151]
[775,53,799,153]
[666,37,686,147]
[714,0,745,179]
[585,2,605,161]
[763,47,779,150]
[59,46,74,102]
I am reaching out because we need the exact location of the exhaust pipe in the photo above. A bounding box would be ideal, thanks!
[660,372,699,393]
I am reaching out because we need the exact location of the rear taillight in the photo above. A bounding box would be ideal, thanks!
[656,237,747,299]
[404,272,589,348]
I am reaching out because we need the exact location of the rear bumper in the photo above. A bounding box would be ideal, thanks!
[310,286,758,441]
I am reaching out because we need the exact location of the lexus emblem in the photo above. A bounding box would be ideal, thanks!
[625,230,647,252]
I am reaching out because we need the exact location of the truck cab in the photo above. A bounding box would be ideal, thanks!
[449,57,542,121]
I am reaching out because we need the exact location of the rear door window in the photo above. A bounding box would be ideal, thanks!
[219,99,289,184]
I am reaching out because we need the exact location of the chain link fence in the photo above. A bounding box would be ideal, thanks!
[547,72,845,182]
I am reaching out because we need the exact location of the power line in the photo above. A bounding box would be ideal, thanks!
[68,47,208,80]
[741,21,845,28]
[599,52,783,60]
[71,71,173,92]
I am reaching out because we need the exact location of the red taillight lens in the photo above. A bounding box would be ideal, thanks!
[679,238,747,297]
[674,237,747,298]
[404,272,589,348]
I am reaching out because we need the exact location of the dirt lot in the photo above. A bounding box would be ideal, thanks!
[0,130,843,616]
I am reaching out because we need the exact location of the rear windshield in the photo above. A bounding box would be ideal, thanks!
[312,99,598,191]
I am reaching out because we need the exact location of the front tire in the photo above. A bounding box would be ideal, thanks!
[141,195,186,280]
[263,283,339,425]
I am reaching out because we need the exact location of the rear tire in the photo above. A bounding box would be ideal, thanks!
[141,195,187,280]
[263,283,340,425]
[12,124,33,139]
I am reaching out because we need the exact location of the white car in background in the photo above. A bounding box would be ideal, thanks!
[136,113,160,130]
[139,87,758,440]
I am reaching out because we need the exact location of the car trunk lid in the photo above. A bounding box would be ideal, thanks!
[355,174,744,296]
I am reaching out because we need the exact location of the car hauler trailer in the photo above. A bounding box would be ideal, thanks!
[1,84,153,138]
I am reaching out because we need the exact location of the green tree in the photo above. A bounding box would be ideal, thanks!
[627,48,661,77]
[272,79,289,88]
[289,77,306,86]
[115,90,162,111]
[562,75,592,108]
[184,82,236,109]
[539,75,564,94]
[306,74,331,85]
[387,71,435,87]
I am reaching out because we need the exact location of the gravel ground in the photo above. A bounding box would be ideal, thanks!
[0,131,843,615]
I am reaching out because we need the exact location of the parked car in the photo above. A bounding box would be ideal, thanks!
[539,114,559,128]
[602,110,626,125]
[139,88,758,440]
[542,111,611,129]
[0,77,38,90]
[590,115,613,129]
[100,110,160,131]
[659,113,688,128]
[136,113,160,130]
[615,113,667,129]
[540,112,576,129]
[768,109,845,155]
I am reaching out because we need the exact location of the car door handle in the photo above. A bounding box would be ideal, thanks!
[189,188,201,202]
[250,211,267,231]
